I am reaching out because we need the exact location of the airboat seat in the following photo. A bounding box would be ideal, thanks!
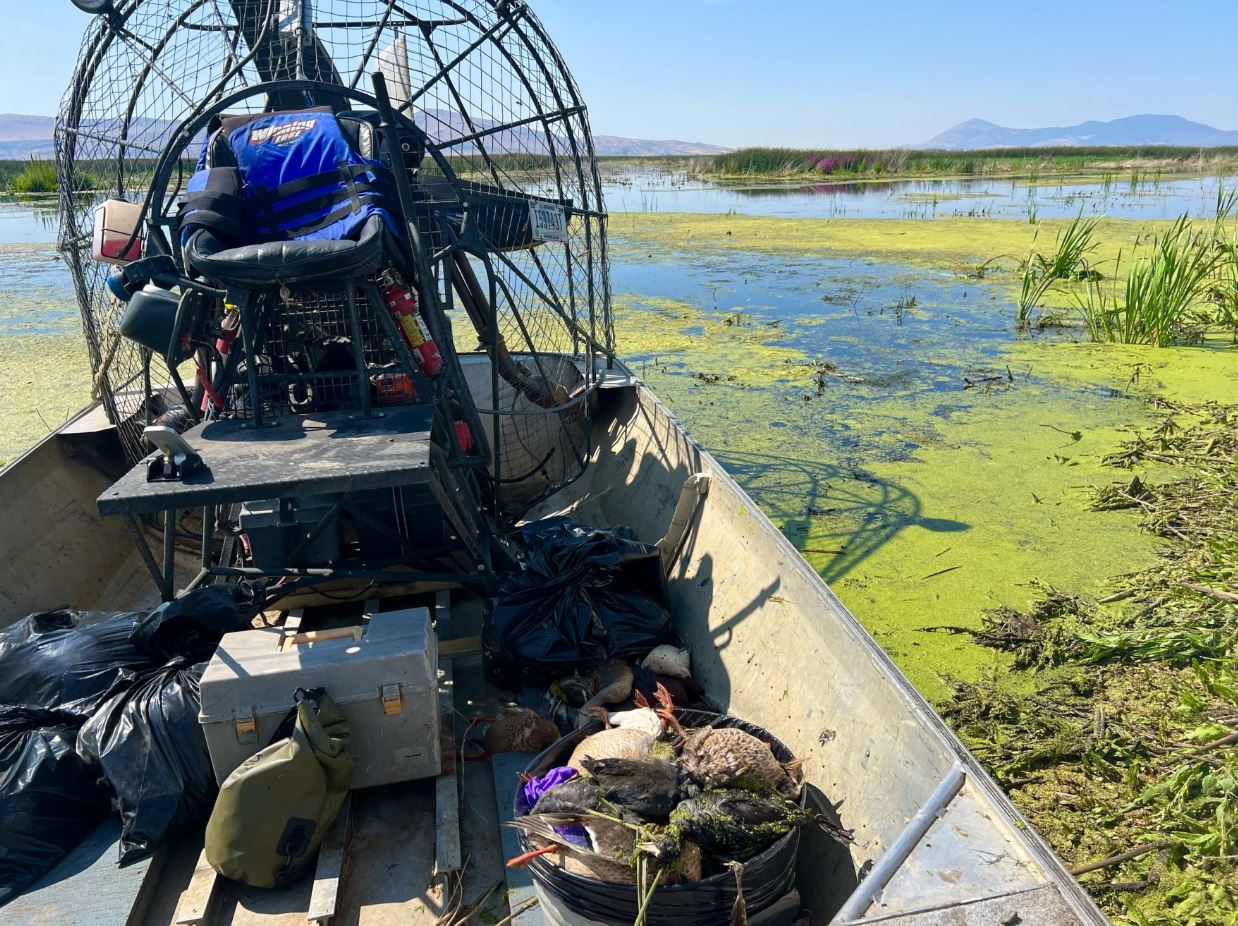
[177,107,405,291]
[184,214,387,287]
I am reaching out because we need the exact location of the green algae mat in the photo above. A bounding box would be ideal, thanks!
[0,244,90,467]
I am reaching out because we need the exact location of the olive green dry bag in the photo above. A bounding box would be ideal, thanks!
[204,689,352,888]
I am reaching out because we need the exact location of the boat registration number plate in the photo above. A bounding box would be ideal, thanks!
[530,201,568,243]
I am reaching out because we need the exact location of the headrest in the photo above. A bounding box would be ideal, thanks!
[203,108,380,168]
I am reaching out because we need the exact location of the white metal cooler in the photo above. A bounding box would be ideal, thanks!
[199,606,440,789]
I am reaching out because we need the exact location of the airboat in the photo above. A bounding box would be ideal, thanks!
[0,1,1109,924]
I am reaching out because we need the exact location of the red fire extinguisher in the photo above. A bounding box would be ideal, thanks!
[215,302,240,358]
[378,270,443,377]
[453,420,474,454]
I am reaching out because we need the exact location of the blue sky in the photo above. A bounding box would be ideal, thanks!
[5,0,1237,147]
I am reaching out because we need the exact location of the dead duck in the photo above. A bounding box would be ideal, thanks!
[567,728,654,773]
[641,789,850,864]
[559,661,636,729]
[556,660,634,710]
[678,726,802,799]
[640,644,691,679]
[484,707,560,755]
[568,684,680,771]
[509,812,638,884]
[590,681,681,738]
[532,775,602,815]
[659,837,703,884]
[511,813,703,886]
[579,755,697,820]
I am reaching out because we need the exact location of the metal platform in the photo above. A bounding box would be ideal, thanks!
[97,407,434,518]
[93,405,489,602]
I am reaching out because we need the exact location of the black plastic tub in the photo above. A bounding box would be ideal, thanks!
[516,709,803,926]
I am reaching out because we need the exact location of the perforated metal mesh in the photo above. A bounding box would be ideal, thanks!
[231,285,397,419]
[56,0,612,520]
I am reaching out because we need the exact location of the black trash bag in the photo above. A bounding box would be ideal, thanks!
[0,707,110,906]
[0,582,264,717]
[130,582,265,664]
[76,662,215,866]
[484,518,676,687]
[0,610,151,717]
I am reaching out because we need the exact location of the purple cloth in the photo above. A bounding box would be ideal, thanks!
[518,766,578,816]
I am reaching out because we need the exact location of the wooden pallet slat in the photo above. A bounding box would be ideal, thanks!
[492,753,542,926]
[434,589,463,878]
[307,794,353,925]
[173,848,222,926]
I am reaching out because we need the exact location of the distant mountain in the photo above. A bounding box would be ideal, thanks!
[0,114,54,159]
[0,112,727,161]
[0,114,54,141]
[921,115,1238,150]
[0,113,181,160]
[0,139,54,159]
[592,136,729,157]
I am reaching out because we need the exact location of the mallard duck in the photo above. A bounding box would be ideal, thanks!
[532,775,602,815]
[641,789,849,864]
[511,813,704,886]
[678,726,802,799]
[509,812,638,884]
[567,728,654,773]
[660,838,703,884]
[568,681,686,771]
[579,756,696,820]
[484,707,560,755]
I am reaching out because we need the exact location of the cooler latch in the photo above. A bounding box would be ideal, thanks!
[381,684,402,716]
[234,708,258,743]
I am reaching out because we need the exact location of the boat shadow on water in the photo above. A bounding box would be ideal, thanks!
[706,449,969,586]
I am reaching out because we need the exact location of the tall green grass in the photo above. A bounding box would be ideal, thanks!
[0,157,110,194]
[1079,216,1221,346]
[1012,184,1238,345]
[1016,212,1101,327]
[7,157,58,194]
[698,146,1238,182]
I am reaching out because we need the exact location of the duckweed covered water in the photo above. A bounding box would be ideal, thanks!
[0,244,90,466]
[0,186,1234,921]
[602,170,1234,221]
[609,215,1236,702]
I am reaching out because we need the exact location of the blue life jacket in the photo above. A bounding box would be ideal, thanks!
[180,109,399,248]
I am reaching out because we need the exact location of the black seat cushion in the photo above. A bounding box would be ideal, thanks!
[185,214,387,286]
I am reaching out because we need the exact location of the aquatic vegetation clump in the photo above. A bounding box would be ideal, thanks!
[1079,216,1224,346]
[0,157,105,194]
[8,157,58,194]
[945,400,1238,923]
[968,584,1091,668]
[1074,188,1238,346]
[1017,211,1102,327]
[698,146,1238,183]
